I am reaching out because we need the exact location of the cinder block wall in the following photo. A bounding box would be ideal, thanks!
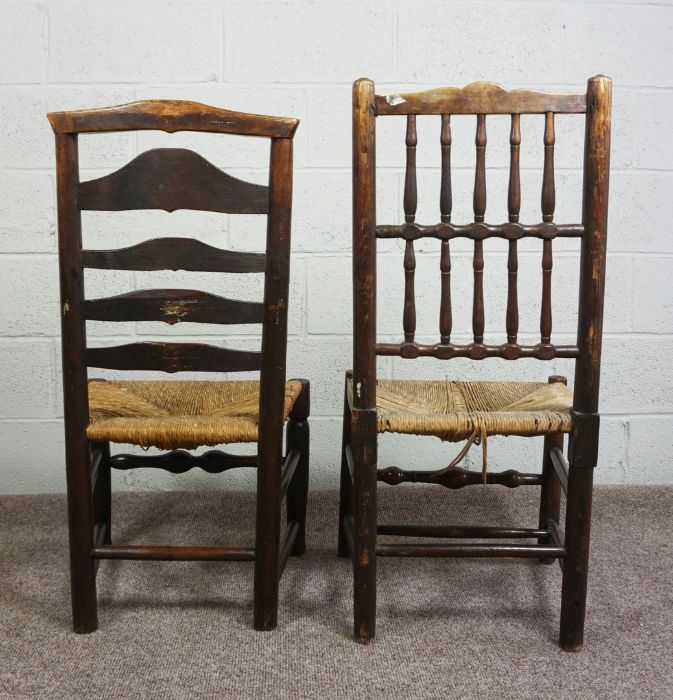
[1,0,671,493]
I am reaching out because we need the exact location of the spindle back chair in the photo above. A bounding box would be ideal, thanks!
[49,100,309,633]
[339,77,611,649]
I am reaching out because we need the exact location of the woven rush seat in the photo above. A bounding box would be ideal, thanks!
[87,379,304,450]
[352,379,573,441]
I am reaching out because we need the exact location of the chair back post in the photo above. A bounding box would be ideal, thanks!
[573,76,612,417]
[54,130,99,628]
[352,78,377,414]
[255,136,294,624]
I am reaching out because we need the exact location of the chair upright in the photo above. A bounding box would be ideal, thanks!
[339,77,611,649]
[49,100,309,633]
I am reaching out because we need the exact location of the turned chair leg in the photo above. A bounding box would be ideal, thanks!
[66,441,98,633]
[286,380,310,556]
[559,462,594,651]
[338,374,353,558]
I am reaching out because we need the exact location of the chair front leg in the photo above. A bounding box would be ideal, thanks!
[254,427,283,631]
[286,380,310,556]
[559,418,597,651]
[351,408,378,644]
[66,436,98,633]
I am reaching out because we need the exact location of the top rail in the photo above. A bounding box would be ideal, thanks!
[48,99,299,138]
[375,82,586,116]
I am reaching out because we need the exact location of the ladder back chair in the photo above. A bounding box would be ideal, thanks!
[49,100,309,633]
[339,77,611,649]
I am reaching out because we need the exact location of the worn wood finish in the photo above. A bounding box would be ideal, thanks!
[351,78,379,644]
[343,77,611,648]
[79,149,268,214]
[86,342,261,373]
[254,137,294,631]
[55,132,98,633]
[375,82,587,116]
[48,99,299,138]
[83,238,266,273]
[84,289,264,326]
[376,221,583,241]
[51,99,307,634]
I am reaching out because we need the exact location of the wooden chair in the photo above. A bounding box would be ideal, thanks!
[339,77,611,650]
[48,100,309,633]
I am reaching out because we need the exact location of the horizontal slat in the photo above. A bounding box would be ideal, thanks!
[376,222,584,241]
[78,148,268,214]
[376,342,580,360]
[377,465,543,489]
[86,342,261,373]
[92,545,255,561]
[377,525,549,539]
[376,82,586,115]
[376,543,566,558]
[82,238,266,273]
[48,99,299,138]
[109,449,257,473]
[83,289,264,325]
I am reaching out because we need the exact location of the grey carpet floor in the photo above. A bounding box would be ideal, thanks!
[1,485,671,699]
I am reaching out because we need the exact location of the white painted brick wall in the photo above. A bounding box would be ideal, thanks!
[0,0,671,493]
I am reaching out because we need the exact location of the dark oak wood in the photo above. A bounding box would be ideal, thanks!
[507,114,521,344]
[375,82,586,115]
[79,149,268,214]
[48,99,299,138]
[254,136,294,631]
[351,79,379,644]
[83,289,264,326]
[86,342,261,373]
[344,76,611,648]
[560,75,612,653]
[92,545,255,561]
[50,99,308,634]
[83,238,266,273]
[378,465,543,488]
[109,449,258,473]
[377,525,549,539]
[377,543,566,558]
[376,341,580,360]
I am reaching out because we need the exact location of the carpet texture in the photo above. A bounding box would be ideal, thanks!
[1,486,671,699]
